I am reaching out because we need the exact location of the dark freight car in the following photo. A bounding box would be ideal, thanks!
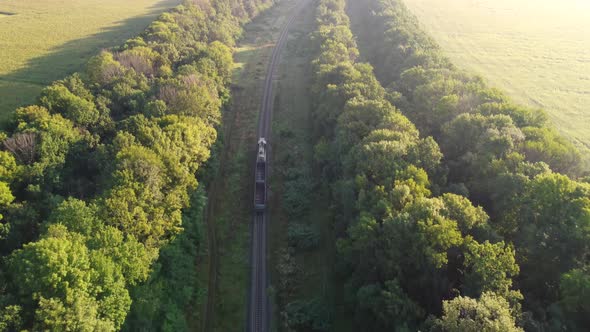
[254,138,267,210]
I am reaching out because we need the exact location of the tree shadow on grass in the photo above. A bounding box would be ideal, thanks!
[0,0,180,125]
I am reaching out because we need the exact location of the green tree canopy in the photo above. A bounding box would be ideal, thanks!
[433,292,522,332]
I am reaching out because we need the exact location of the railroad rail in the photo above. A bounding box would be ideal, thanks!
[247,1,309,331]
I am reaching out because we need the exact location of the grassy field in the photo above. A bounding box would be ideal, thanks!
[404,0,590,153]
[0,0,180,123]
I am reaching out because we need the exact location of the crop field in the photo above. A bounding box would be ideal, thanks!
[404,0,590,153]
[0,0,180,124]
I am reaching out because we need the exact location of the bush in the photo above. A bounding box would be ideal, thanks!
[287,223,320,251]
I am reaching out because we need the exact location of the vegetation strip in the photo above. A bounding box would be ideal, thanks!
[300,0,590,330]
[268,1,337,329]
[0,0,274,330]
[346,0,590,329]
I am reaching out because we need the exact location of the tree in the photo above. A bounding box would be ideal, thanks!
[14,105,82,181]
[0,182,15,223]
[157,74,221,125]
[433,292,522,332]
[0,305,22,331]
[86,51,125,86]
[401,197,464,269]
[122,115,217,176]
[203,41,234,86]
[441,114,524,180]
[477,102,547,128]
[47,198,100,236]
[552,266,590,330]
[346,129,432,186]
[100,141,187,246]
[34,290,114,332]
[0,150,19,182]
[356,280,424,330]
[283,299,331,332]
[8,225,131,331]
[3,132,37,165]
[507,173,590,306]
[114,46,167,78]
[336,97,416,154]
[463,239,520,303]
[39,79,100,127]
[520,126,581,175]
[89,226,157,286]
[440,194,489,236]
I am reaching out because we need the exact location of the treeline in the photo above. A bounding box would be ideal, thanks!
[342,0,590,330]
[0,0,274,330]
[122,187,207,331]
[309,0,528,330]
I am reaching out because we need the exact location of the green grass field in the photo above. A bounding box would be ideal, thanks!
[0,0,180,123]
[404,0,590,153]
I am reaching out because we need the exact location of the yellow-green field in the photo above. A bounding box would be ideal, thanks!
[0,0,180,123]
[404,0,590,152]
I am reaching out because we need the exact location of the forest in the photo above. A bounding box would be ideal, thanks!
[0,0,273,330]
[301,0,589,330]
[0,0,589,331]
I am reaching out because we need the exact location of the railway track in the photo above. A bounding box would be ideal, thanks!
[248,1,309,331]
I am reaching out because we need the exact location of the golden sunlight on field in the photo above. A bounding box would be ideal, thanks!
[404,0,590,152]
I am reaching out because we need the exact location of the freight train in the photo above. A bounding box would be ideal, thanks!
[254,138,267,210]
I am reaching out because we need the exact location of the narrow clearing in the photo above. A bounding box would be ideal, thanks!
[199,0,313,330]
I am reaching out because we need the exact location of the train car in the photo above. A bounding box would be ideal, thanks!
[254,138,267,210]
